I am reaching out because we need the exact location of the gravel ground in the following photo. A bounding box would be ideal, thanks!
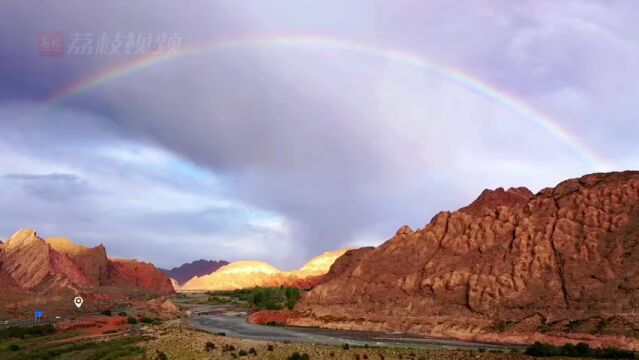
[139,322,578,360]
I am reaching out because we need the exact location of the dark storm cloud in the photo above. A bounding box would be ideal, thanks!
[0,105,290,267]
[0,0,637,267]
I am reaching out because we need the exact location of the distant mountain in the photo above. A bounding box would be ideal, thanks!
[0,228,174,317]
[160,259,229,285]
[181,249,349,291]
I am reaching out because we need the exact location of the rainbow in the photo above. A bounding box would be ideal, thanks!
[42,35,611,170]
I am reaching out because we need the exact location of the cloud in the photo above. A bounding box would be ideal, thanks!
[3,173,81,181]
[3,173,90,202]
[0,104,297,268]
[0,0,637,269]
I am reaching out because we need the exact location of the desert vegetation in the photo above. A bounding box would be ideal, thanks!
[206,286,303,310]
[524,342,635,359]
[0,328,147,360]
[0,324,55,341]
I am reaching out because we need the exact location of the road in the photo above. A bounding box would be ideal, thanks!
[1,317,67,328]
[0,306,126,329]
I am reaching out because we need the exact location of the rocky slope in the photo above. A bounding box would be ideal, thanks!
[293,171,639,349]
[160,259,229,285]
[106,258,175,294]
[0,229,174,296]
[181,249,349,291]
[47,237,109,286]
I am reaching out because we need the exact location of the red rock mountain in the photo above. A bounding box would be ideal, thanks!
[160,259,229,285]
[47,237,109,286]
[0,229,174,296]
[293,171,639,349]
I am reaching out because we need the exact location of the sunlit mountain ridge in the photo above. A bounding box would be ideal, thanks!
[181,249,349,291]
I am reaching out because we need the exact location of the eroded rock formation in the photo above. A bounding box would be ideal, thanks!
[293,171,639,348]
[0,229,174,296]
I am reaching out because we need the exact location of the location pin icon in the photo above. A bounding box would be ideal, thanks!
[74,296,84,309]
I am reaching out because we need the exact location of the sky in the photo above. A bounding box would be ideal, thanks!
[0,0,638,269]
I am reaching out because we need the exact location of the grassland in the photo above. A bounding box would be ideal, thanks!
[0,328,145,360]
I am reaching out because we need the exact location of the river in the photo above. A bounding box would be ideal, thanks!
[185,303,522,351]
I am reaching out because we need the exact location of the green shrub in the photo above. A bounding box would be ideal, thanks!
[239,349,248,356]
[267,344,274,351]
[246,287,304,310]
[566,319,584,332]
[153,350,168,360]
[140,317,154,324]
[101,309,112,316]
[208,296,232,304]
[524,342,635,359]
[525,342,562,357]
[597,347,635,359]
[127,317,138,324]
[561,343,578,357]
[249,347,257,355]
[222,344,236,352]
[596,318,612,334]
[0,324,55,340]
[342,343,350,350]
[538,323,551,333]
[205,341,216,352]
[490,320,513,332]
[287,352,310,360]
[9,344,20,351]
[575,342,591,356]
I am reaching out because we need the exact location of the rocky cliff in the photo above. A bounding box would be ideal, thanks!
[0,229,174,296]
[293,171,639,348]
[107,259,175,294]
[47,237,109,286]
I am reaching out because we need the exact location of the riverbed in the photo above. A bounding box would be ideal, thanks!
[181,301,521,351]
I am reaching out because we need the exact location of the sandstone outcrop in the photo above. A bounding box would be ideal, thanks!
[1,229,91,292]
[0,229,174,297]
[47,237,109,286]
[321,247,374,283]
[294,171,639,349]
[107,259,174,295]
[248,309,301,326]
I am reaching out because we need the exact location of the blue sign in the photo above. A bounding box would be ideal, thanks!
[34,310,43,318]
